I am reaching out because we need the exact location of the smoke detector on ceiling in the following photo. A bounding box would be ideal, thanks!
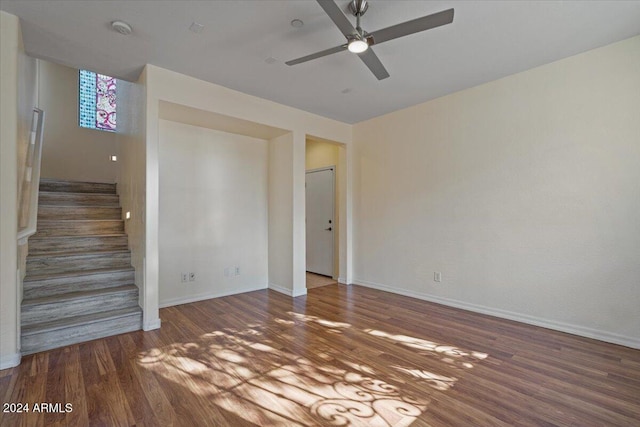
[111,20,132,35]
[290,19,304,28]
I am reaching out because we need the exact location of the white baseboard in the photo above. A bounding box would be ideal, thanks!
[143,318,162,331]
[159,284,268,308]
[0,353,21,370]
[337,277,350,285]
[292,288,307,297]
[268,283,292,296]
[354,278,640,350]
[269,283,307,297]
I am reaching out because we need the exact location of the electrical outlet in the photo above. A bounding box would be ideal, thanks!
[235,266,240,276]
[181,272,188,283]
[434,272,442,282]
[189,272,196,282]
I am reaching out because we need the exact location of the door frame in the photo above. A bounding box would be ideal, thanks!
[305,165,336,277]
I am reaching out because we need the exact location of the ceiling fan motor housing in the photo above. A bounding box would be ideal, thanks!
[349,0,369,17]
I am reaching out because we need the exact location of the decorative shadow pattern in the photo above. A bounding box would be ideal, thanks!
[138,312,487,426]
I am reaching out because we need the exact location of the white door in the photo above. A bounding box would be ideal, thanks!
[306,167,334,276]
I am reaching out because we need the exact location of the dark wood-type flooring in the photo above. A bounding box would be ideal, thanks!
[1,285,639,426]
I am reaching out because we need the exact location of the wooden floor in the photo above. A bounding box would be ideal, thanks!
[306,272,337,289]
[1,285,639,426]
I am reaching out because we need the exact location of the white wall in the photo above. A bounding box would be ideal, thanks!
[115,72,147,318]
[38,60,118,183]
[1,11,37,369]
[144,64,352,318]
[268,133,294,294]
[353,36,640,348]
[158,120,268,306]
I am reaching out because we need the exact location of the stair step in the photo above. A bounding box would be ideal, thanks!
[22,180,142,355]
[28,234,128,256]
[21,306,142,355]
[26,250,131,275]
[39,191,120,206]
[33,219,124,237]
[38,205,122,220]
[22,285,139,326]
[23,267,135,299]
[39,179,117,194]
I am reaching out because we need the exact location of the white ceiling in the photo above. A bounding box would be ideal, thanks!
[2,0,640,123]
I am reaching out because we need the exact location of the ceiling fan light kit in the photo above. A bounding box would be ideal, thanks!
[286,0,454,80]
[348,38,368,53]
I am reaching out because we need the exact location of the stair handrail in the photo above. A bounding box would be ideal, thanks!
[17,108,45,244]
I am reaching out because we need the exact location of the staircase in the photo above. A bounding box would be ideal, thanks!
[21,179,142,355]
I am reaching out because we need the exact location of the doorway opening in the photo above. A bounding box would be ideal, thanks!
[305,137,343,289]
[306,166,334,276]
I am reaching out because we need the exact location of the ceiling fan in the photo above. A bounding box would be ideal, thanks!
[286,0,454,80]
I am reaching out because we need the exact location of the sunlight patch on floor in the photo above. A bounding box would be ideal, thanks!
[288,312,352,330]
[365,329,488,366]
[138,312,489,425]
[392,367,457,391]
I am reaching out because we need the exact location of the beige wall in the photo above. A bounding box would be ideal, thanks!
[0,11,20,369]
[353,36,640,348]
[16,44,38,203]
[306,139,341,278]
[0,11,37,369]
[158,120,269,306]
[306,139,340,170]
[144,64,352,317]
[115,73,147,314]
[38,60,118,183]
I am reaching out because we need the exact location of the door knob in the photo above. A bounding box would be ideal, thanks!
[324,227,332,231]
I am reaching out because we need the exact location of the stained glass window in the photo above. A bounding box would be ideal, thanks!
[79,70,116,131]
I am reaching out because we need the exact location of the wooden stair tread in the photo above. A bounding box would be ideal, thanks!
[27,235,130,256]
[22,284,137,306]
[38,204,121,208]
[24,264,134,283]
[37,219,124,223]
[21,306,142,335]
[39,179,116,194]
[29,233,128,240]
[27,248,130,260]
[32,221,125,237]
[25,250,132,275]
[38,192,120,207]
[38,205,122,220]
[37,205,121,211]
[38,191,119,198]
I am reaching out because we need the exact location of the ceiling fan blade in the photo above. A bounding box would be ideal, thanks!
[368,8,454,45]
[285,44,347,66]
[316,0,358,38]
[290,0,390,80]
[358,48,390,80]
